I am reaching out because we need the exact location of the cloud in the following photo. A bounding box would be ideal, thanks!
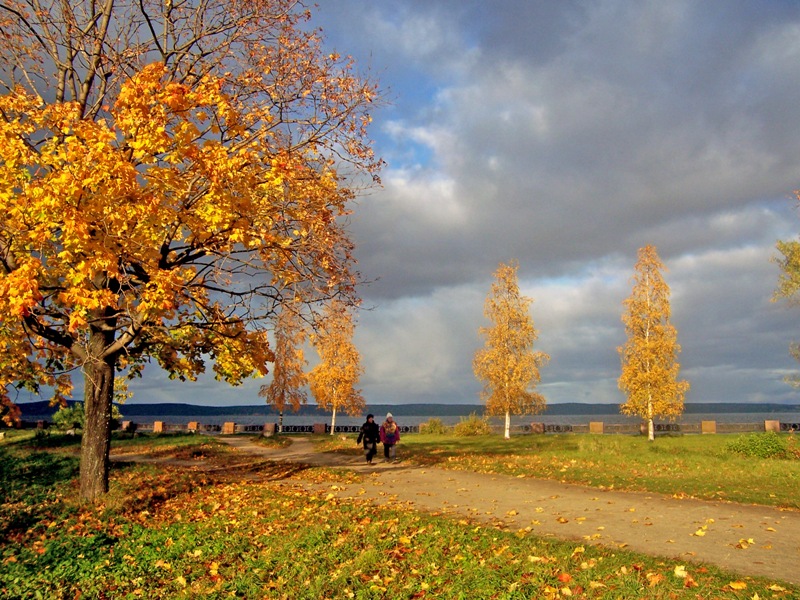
[120,1,800,408]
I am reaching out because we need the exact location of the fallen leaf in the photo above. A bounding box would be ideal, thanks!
[674,565,688,579]
[588,581,606,589]
[729,581,748,590]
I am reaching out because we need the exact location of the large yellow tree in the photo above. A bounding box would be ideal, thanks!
[0,0,381,500]
[259,307,308,433]
[473,260,549,439]
[308,300,365,434]
[618,245,689,441]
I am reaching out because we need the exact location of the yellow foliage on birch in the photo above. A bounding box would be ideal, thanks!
[308,300,365,433]
[473,261,549,439]
[618,245,689,441]
[774,199,800,386]
[259,308,308,432]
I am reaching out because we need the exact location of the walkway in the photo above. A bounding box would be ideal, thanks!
[218,437,799,585]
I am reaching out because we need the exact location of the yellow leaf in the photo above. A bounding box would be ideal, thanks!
[588,581,606,589]
[176,576,187,587]
[692,528,706,537]
[729,581,748,590]
[768,584,786,591]
[673,565,687,578]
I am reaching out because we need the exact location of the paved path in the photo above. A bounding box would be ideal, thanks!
[218,437,800,585]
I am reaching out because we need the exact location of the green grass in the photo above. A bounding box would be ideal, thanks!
[321,432,800,509]
[2,432,799,598]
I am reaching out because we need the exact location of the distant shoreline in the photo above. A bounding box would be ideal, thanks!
[15,400,800,419]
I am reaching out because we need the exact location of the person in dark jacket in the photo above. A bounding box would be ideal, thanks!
[379,412,400,462]
[357,414,380,464]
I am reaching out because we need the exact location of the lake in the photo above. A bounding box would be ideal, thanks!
[122,411,800,428]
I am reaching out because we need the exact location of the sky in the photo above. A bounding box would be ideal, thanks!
[126,0,800,407]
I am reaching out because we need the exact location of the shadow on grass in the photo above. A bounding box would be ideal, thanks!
[0,446,80,541]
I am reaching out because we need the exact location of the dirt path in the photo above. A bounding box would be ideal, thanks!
[212,437,800,585]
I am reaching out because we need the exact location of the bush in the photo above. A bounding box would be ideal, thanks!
[726,431,787,459]
[453,413,492,437]
[52,403,85,431]
[52,402,123,431]
[419,418,448,435]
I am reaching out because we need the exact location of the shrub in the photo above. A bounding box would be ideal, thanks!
[726,431,787,459]
[453,413,492,437]
[52,402,123,431]
[419,418,449,435]
[52,403,85,431]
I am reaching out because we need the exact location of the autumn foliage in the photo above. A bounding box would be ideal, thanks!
[474,261,549,438]
[308,300,365,432]
[618,246,689,441]
[774,203,800,386]
[259,308,309,432]
[0,0,380,499]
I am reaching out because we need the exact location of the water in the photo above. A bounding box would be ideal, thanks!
[123,411,800,428]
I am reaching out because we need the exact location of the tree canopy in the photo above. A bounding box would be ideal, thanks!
[0,0,381,498]
[259,307,308,432]
[473,260,549,439]
[618,245,689,441]
[774,205,800,386]
[308,299,364,433]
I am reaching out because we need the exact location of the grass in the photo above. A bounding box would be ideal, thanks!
[320,431,800,509]
[1,431,799,598]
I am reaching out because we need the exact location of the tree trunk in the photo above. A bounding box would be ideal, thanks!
[278,411,283,433]
[647,417,654,442]
[79,353,115,501]
[504,410,511,439]
[330,406,337,434]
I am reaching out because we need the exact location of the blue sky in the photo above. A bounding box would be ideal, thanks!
[124,0,800,407]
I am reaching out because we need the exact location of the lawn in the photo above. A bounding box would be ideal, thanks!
[1,430,798,599]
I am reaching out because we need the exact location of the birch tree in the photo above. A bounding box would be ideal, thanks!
[473,261,549,439]
[259,308,308,433]
[774,208,800,386]
[0,0,381,500]
[618,245,689,441]
[308,300,364,433]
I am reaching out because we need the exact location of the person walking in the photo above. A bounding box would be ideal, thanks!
[379,412,400,462]
[357,414,380,464]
